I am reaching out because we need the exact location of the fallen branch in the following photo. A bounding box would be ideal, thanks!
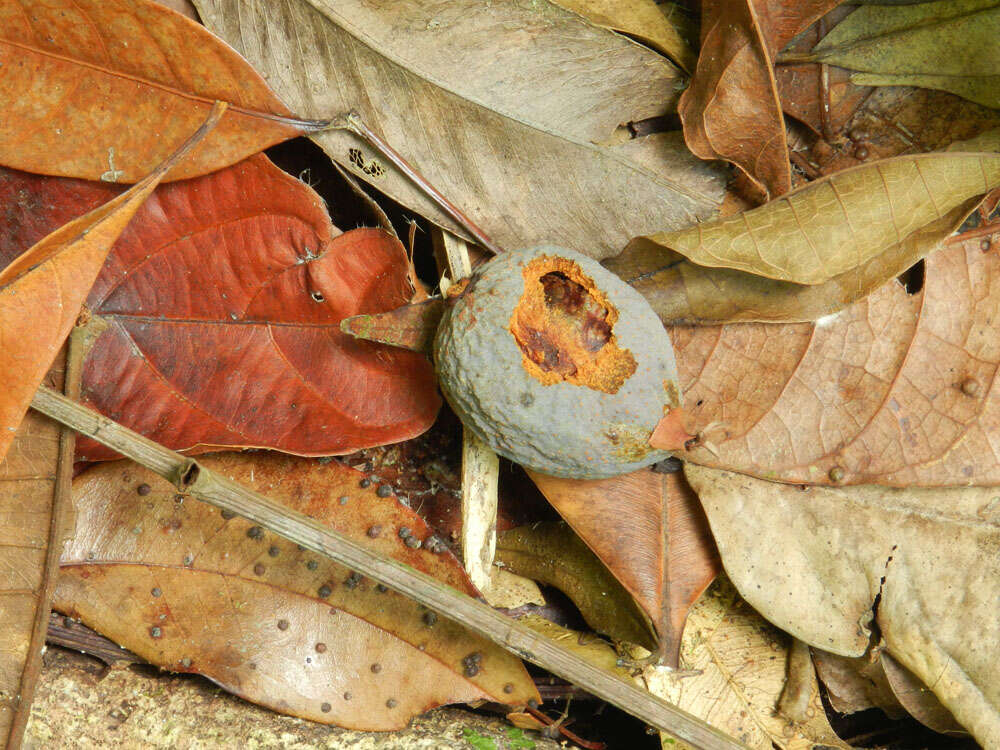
[30,385,744,750]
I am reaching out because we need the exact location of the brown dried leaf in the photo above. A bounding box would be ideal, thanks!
[811,647,905,717]
[526,468,719,665]
[881,652,967,737]
[193,0,724,259]
[674,235,1000,486]
[773,5,872,138]
[685,463,1000,746]
[55,453,538,730]
[678,1,840,200]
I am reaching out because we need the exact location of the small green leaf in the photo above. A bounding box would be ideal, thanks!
[506,727,537,749]
[463,728,498,750]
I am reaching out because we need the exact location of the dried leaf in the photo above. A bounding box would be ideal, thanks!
[880,651,967,736]
[496,522,657,651]
[341,300,445,354]
[0,360,73,747]
[192,0,724,258]
[0,0,321,182]
[527,468,719,665]
[605,196,974,323]
[684,463,1000,746]
[0,156,440,461]
[55,453,538,730]
[674,236,1000,486]
[627,151,1000,285]
[678,1,839,200]
[516,615,634,679]
[808,0,1000,110]
[633,577,848,750]
[547,0,697,72]
[774,4,873,140]
[0,108,221,461]
[811,647,905,717]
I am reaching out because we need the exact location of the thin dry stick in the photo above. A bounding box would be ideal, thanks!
[817,18,834,145]
[432,227,500,593]
[6,335,82,748]
[30,386,745,750]
[335,112,504,256]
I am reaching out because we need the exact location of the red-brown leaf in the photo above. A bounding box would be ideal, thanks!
[527,468,719,665]
[0,156,440,460]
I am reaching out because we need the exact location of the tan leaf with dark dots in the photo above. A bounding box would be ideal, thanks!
[55,453,538,730]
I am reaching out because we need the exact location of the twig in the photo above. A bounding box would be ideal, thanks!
[789,151,822,181]
[817,18,834,144]
[334,112,503,256]
[945,220,1000,246]
[431,227,501,596]
[6,334,82,748]
[29,386,745,750]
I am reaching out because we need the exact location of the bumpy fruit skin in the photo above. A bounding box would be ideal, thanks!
[434,245,680,479]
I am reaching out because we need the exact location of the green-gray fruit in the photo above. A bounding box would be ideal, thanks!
[434,245,681,479]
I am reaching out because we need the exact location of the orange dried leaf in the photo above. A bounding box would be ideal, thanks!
[0,361,73,747]
[0,0,322,182]
[55,453,538,730]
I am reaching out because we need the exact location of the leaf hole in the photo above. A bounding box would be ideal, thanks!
[897,259,925,296]
[310,291,325,303]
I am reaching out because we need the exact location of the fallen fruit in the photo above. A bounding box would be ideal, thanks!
[434,246,680,479]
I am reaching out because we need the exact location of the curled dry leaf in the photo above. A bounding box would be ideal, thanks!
[811,646,906,718]
[527,468,719,666]
[674,237,1000,486]
[678,1,840,200]
[607,88,1000,326]
[807,0,1000,110]
[626,152,1000,286]
[192,0,725,258]
[0,156,440,461]
[632,577,848,750]
[610,150,1000,323]
[0,0,323,183]
[546,0,697,72]
[605,200,970,324]
[684,464,1000,746]
[880,651,967,737]
[341,299,445,355]
[55,453,538,730]
[496,522,657,651]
